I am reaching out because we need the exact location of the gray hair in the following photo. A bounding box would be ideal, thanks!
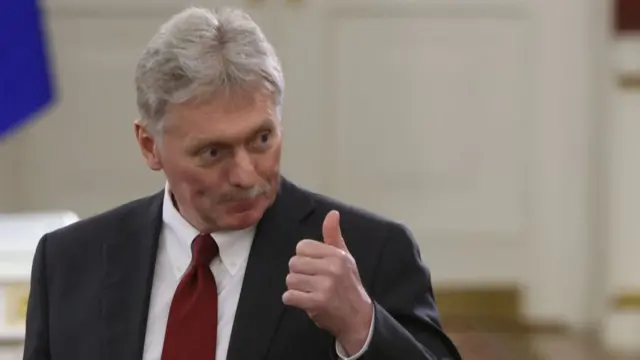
[134,6,284,132]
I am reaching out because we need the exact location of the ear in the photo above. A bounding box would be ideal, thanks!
[134,120,163,171]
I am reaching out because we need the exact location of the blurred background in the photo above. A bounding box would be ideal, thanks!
[1,0,640,359]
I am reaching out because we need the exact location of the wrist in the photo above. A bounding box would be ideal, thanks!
[337,301,373,355]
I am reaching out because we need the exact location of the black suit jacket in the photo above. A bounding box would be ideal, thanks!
[23,178,461,360]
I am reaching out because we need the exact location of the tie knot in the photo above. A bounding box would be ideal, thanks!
[191,234,219,266]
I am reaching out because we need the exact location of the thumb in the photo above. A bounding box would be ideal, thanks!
[322,210,347,250]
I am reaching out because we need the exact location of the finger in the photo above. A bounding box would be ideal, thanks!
[282,289,317,309]
[322,210,347,251]
[285,273,317,292]
[296,239,342,259]
[289,255,329,275]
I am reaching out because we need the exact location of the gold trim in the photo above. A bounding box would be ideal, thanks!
[434,285,569,334]
[4,283,29,327]
[434,286,520,320]
[613,292,640,310]
[618,73,640,91]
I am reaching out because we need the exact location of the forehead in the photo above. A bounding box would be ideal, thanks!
[163,89,278,141]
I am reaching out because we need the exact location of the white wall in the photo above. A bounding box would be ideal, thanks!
[0,0,613,336]
[277,0,609,329]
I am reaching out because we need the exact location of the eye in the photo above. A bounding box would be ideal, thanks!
[203,147,219,158]
[252,131,271,149]
[259,131,270,143]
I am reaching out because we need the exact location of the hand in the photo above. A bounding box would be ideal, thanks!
[282,210,374,355]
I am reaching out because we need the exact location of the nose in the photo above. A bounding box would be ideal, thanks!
[228,149,258,188]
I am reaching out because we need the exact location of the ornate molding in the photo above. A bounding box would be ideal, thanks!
[618,73,640,91]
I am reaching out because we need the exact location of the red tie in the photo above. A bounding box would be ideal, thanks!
[161,234,219,360]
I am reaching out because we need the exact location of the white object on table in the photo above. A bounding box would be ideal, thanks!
[0,211,80,343]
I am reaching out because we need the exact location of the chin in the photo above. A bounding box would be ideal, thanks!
[221,216,260,231]
[220,207,265,230]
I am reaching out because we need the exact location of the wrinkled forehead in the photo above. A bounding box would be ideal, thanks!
[163,87,279,142]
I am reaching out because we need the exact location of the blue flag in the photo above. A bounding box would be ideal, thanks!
[0,0,55,140]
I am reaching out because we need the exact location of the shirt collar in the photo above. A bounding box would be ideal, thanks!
[161,184,255,275]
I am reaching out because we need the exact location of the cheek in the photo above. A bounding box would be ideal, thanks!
[162,157,215,191]
[260,143,282,173]
[255,154,280,181]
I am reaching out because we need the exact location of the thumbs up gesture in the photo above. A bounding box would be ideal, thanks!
[283,210,374,355]
[321,209,348,250]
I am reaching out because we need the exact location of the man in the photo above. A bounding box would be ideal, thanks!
[23,6,461,360]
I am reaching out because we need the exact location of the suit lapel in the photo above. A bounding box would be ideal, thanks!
[102,191,163,360]
[226,178,314,360]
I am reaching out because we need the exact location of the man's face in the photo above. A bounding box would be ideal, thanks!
[135,88,282,232]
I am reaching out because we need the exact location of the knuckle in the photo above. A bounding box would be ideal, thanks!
[288,256,299,270]
[282,290,295,305]
[320,278,333,294]
[286,273,296,287]
[328,259,344,275]
[334,250,352,266]
[296,239,314,253]
[312,291,325,305]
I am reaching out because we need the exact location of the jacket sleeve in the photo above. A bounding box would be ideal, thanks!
[23,235,51,360]
[363,223,462,360]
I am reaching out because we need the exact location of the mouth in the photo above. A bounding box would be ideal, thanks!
[226,197,259,213]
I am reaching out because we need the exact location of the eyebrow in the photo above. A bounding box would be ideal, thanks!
[185,118,275,154]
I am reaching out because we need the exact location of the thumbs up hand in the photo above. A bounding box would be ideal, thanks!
[283,210,374,356]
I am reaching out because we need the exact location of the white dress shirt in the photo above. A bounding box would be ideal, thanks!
[142,185,373,359]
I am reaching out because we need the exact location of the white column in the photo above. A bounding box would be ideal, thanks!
[602,36,640,354]
[523,0,609,329]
